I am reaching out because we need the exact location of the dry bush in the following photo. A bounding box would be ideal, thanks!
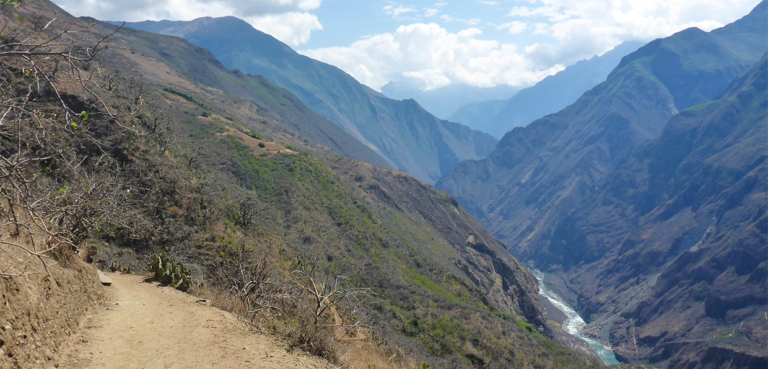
[0,5,176,277]
[209,243,379,363]
[336,340,423,369]
[0,14,124,275]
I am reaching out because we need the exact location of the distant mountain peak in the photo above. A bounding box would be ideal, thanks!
[449,40,644,138]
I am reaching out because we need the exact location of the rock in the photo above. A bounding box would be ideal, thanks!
[466,235,476,245]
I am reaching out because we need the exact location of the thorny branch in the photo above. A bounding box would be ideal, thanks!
[0,5,159,277]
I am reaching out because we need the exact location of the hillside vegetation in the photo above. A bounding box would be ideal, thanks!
[0,1,602,368]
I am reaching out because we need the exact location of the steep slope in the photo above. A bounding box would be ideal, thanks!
[438,1,767,262]
[3,2,601,368]
[122,17,498,184]
[559,53,768,368]
[448,41,643,138]
[83,19,392,171]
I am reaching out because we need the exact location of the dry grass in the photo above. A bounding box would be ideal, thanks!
[337,341,422,369]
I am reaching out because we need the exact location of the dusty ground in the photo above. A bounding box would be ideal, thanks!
[57,273,334,369]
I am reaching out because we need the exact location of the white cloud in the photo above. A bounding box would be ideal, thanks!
[383,4,418,18]
[54,0,764,90]
[301,23,563,91]
[440,14,481,25]
[51,0,324,46]
[507,0,761,66]
[300,0,760,92]
[244,12,323,46]
[497,21,528,34]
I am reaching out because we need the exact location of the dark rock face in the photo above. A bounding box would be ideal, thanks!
[583,55,768,368]
[438,2,768,368]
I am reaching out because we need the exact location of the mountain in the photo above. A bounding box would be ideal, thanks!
[122,18,498,184]
[449,41,643,138]
[380,82,519,120]
[1,1,604,368]
[579,52,767,368]
[438,2,767,367]
[438,1,766,257]
[447,98,509,135]
[88,19,392,171]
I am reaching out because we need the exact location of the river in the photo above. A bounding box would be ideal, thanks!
[531,270,621,365]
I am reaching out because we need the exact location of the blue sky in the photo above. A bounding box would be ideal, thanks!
[52,0,763,91]
[303,1,550,49]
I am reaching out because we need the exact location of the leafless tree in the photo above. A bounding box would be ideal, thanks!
[0,4,154,276]
[218,246,374,334]
[235,195,262,228]
[291,261,374,329]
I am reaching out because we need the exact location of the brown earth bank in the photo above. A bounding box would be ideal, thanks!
[56,272,334,369]
[0,253,104,369]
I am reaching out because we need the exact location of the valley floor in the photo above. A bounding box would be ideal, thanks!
[56,273,333,369]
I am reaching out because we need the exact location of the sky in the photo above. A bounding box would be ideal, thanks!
[52,0,763,92]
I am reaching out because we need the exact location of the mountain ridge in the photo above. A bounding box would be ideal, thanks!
[122,17,498,184]
[95,18,392,171]
[381,82,520,120]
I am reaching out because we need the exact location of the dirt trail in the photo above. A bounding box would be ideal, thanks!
[58,273,334,369]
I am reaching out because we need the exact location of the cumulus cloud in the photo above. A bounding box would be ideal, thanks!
[301,23,563,91]
[244,12,322,46]
[51,0,324,46]
[510,0,761,66]
[303,0,760,91]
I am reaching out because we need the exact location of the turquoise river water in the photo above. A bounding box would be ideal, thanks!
[531,270,621,365]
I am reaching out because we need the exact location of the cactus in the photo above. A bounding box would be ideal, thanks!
[148,252,192,291]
